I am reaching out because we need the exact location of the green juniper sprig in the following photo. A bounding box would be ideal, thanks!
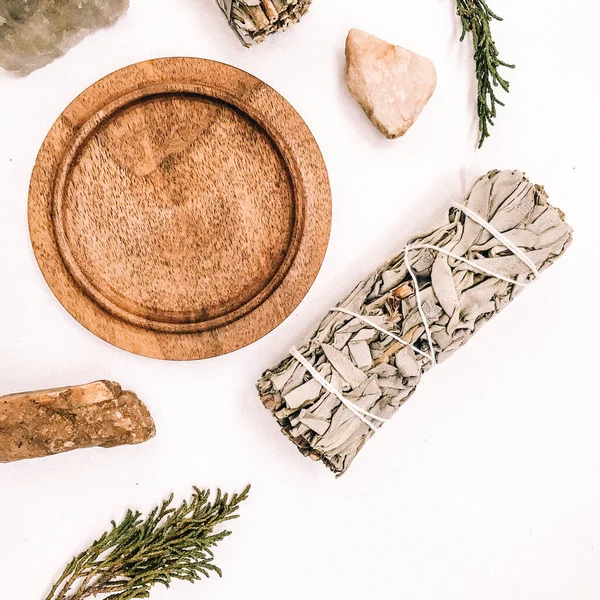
[456,0,515,147]
[45,485,251,600]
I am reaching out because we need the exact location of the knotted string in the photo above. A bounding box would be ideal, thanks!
[291,203,539,431]
[289,347,387,430]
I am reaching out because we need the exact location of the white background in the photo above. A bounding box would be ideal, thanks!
[1,1,599,598]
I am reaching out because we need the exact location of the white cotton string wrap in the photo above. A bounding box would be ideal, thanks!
[451,202,541,278]
[290,203,541,431]
[288,347,387,431]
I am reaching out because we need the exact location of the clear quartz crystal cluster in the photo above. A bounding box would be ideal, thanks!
[0,0,129,75]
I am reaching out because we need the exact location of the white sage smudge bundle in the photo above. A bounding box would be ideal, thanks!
[257,170,573,476]
[216,0,312,47]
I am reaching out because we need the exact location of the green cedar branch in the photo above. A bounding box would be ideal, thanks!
[457,0,515,147]
[45,485,251,600]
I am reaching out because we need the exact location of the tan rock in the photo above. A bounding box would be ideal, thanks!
[0,381,155,463]
[345,29,437,139]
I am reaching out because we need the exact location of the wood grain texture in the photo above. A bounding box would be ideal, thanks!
[29,58,331,360]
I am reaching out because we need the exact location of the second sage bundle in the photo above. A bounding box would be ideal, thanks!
[216,0,312,47]
[257,170,573,476]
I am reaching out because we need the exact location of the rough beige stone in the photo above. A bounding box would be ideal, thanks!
[0,380,155,462]
[0,0,129,76]
[345,29,437,139]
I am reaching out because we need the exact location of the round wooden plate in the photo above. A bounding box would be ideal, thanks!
[29,58,331,360]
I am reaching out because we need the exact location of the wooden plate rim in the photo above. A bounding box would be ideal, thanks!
[29,58,331,360]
